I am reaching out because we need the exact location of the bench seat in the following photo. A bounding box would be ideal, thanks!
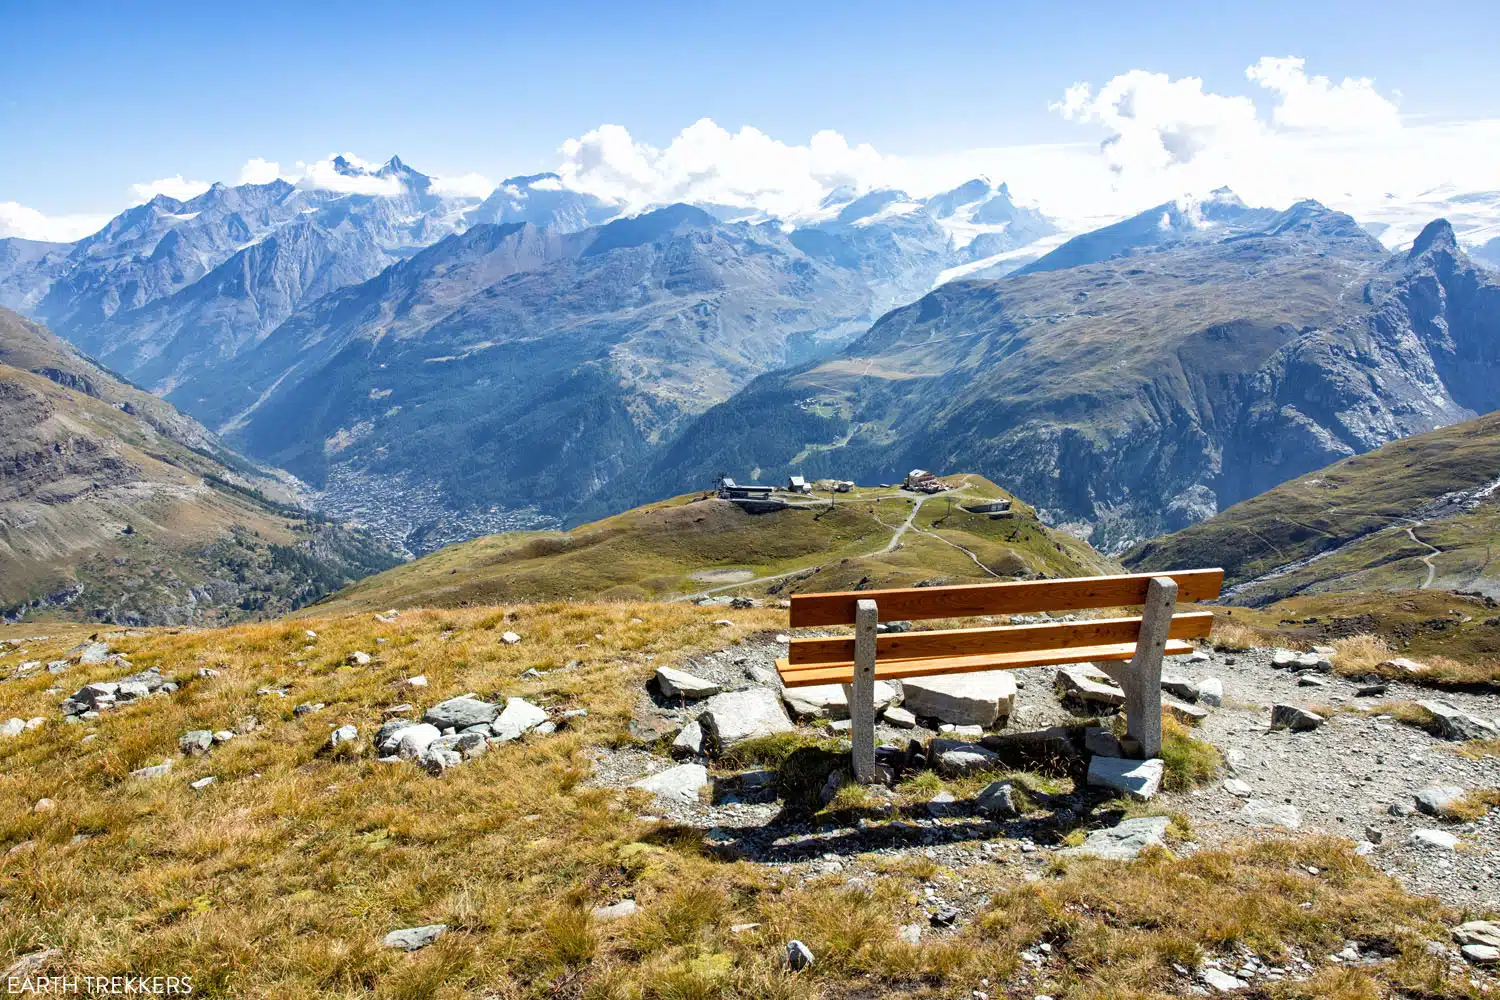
[776,638,1197,687]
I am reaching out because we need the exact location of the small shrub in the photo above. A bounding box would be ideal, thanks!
[1446,788,1500,822]
[1330,633,1392,674]
[1210,620,1258,652]
[541,907,597,967]
[1159,718,1221,790]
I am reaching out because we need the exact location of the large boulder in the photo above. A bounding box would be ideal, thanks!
[1418,701,1497,741]
[655,667,721,700]
[781,681,900,720]
[901,671,1016,727]
[697,689,794,747]
[423,696,501,730]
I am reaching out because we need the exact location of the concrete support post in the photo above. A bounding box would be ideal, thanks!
[1101,575,1176,759]
[843,598,879,783]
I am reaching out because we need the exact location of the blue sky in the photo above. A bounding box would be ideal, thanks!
[2,0,1499,236]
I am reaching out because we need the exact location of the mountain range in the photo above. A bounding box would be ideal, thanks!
[0,307,397,624]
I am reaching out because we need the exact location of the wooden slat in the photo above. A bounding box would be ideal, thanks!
[776,639,1197,688]
[788,569,1224,626]
[785,611,1213,665]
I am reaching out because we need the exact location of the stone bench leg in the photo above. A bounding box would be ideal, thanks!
[1100,575,1176,759]
[842,597,878,783]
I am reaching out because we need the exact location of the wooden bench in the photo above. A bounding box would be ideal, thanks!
[775,570,1224,782]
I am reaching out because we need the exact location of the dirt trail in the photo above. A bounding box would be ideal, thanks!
[1406,525,1441,589]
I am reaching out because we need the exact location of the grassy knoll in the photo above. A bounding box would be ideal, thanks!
[0,606,1486,999]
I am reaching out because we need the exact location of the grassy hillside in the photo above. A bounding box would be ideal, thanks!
[1126,410,1500,605]
[0,603,1485,999]
[316,474,1120,613]
[0,309,397,624]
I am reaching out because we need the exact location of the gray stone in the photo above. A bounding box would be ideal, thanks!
[131,761,173,780]
[930,739,1005,777]
[630,763,709,804]
[1297,673,1329,687]
[495,697,548,734]
[882,705,917,729]
[212,730,234,743]
[422,696,501,730]
[501,631,522,645]
[375,718,418,753]
[1296,652,1332,672]
[901,671,1015,726]
[591,900,638,921]
[926,791,957,816]
[75,642,110,664]
[419,746,463,774]
[975,781,1018,817]
[179,730,213,755]
[1223,778,1253,798]
[1086,757,1163,801]
[898,923,923,944]
[190,776,216,790]
[328,725,359,749]
[0,718,25,738]
[782,680,899,720]
[1241,799,1302,829]
[672,720,705,757]
[1270,650,1299,669]
[532,721,556,736]
[785,940,815,971]
[655,666,722,699]
[1162,699,1208,725]
[383,924,447,951]
[1270,705,1324,731]
[1417,700,1497,741]
[1415,785,1466,817]
[1461,944,1499,966]
[1454,921,1500,949]
[1054,665,1125,707]
[1160,674,1199,702]
[393,723,442,760]
[1083,727,1123,757]
[697,688,794,747]
[939,723,983,737]
[746,666,778,686]
[1062,816,1171,860]
[1380,657,1429,675]
[347,651,372,666]
[1201,968,1246,992]
[1411,828,1459,850]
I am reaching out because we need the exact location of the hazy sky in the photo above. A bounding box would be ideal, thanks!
[3,0,1499,239]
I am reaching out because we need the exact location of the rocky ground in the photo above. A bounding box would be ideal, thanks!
[586,632,1500,925]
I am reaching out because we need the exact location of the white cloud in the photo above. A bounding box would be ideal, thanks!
[0,201,110,242]
[238,158,285,185]
[429,172,494,198]
[556,118,906,220]
[1245,56,1400,132]
[128,174,212,204]
[293,154,405,197]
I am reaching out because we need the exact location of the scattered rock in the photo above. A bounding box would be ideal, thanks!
[1454,921,1500,950]
[423,696,501,730]
[1411,829,1459,851]
[782,680,900,720]
[1160,674,1199,702]
[3,949,61,980]
[697,688,795,747]
[930,906,960,927]
[898,923,923,944]
[0,718,25,738]
[73,642,110,664]
[1297,674,1329,688]
[1241,800,1301,829]
[493,697,548,739]
[882,705,917,729]
[131,761,173,780]
[1296,652,1332,672]
[501,631,522,645]
[975,781,1018,817]
[1461,944,1498,966]
[1083,727,1122,758]
[1162,698,1208,726]
[1417,700,1497,741]
[383,924,447,951]
[592,899,638,921]
[672,720,704,756]
[1222,778,1253,798]
[1271,650,1299,669]
[630,763,709,804]
[212,730,234,743]
[189,777,216,790]
[655,666,722,699]
[1201,968,1246,992]
[1355,681,1388,698]
[179,730,213,756]
[930,739,1005,777]
[1086,757,1163,801]
[1054,665,1125,707]
[785,940,815,971]
[328,725,359,749]
[926,791,957,817]
[1380,657,1429,675]
[902,671,1015,726]
[393,723,443,760]
[33,798,56,813]
[1196,677,1224,707]
[1063,815,1171,860]
[405,675,428,688]
[347,651,371,666]
[1269,705,1324,732]
[1414,785,1466,817]
[293,702,324,716]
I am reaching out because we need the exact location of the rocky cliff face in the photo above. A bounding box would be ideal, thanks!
[618,211,1500,550]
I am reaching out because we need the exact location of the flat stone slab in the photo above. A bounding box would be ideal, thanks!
[1241,799,1302,829]
[1455,921,1500,949]
[901,671,1016,726]
[882,705,917,729]
[698,688,794,746]
[1160,674,1199,702]
[1062,816,1171,860]
[1055,665,1125,707]
[423,696,501,730]
[630,763,709,804]
[592,900,638,921]
[655,666,721,699]
[384,924,447,951]
[1412,828,1459,850]
[493,697,548,738]
[1162,699,1208,725]
[1417,700,1497,741]
[932,740,1005,777]
[1086,756,1163,801]
[782,680,899,720]
[1270,705,1324,731]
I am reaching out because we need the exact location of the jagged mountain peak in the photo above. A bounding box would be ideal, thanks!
[583,202,717,256]
[1409,218,1458,258]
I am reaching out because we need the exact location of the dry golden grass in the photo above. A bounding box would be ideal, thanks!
[1458,739,1500,761]
[1446,788,1500,822]
[0,603,1488,998]
[1329,633,1393,673]
[1209,618,1260,652]
[1328,633,1500,687]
